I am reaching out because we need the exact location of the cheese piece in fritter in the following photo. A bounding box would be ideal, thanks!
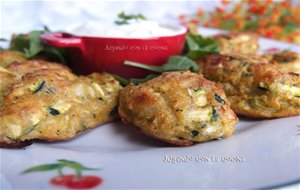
[197,54,300,118]
[0,69,122,148]
[118,71,238,146]
[263,51,300,74]
[212,33,259,55]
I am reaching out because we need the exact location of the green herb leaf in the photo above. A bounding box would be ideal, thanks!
[124,61,162,72]
[130,74,158,84]
[10,34,30,52]
[8,27,67,64]
[185,33,219,60]
[22,163,62,174]
[115,11,147,25]
[124,56,199,73]
[162,56,199,72]
[26,31,44,58]
[113,74,129,86]
[123,56,199,85]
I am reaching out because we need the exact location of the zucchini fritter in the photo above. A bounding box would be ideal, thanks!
[213,33,259,55]
[263,50,300,74]
[119,71,238,146]
[0,51,122,148]
[197,54,300,118]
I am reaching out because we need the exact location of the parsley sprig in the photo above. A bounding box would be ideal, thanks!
[115,11,147,25]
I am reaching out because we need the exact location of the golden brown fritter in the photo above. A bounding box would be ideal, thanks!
[263,50,300,74]
[0,70,122,148]
[119,71,238,146]
[212,33,259,55]
[0,51,122,148]
[197,54,300,118]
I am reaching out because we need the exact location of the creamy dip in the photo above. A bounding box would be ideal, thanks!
[65,20,186,38]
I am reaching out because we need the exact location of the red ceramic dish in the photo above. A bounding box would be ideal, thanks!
[41,27,187,78]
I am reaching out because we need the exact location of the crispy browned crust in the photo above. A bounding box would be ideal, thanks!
[0,140,32,148]
[197,54,300,118]
[119,112,195,146]
[119,71,238,146]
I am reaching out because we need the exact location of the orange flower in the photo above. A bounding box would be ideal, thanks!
[248,4,267,15]
[280,0,291,8]
[233,3,243,13]
[236,20,244,30]
[178,14,186,21]
[203,21,209,27]
[197,8,203,16]
[221,0,230,5]
[264,0,273,6]
[259,18,268,26]
[270,14,280,24]
[221,14,233,19]
[245,0,258,4]
[216,6,225,13]
[190,18,200,24]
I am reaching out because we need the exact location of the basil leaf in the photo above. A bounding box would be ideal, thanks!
[26,31,44,58]
[125,56,198,73]
[124,61,163,73]
[130,74,158,84]
[10,34,30,52]
[123,56,198,85]
[113,74,129,86]
[161,56,199,72]
[22,163,62,174]
[185,33,219,60]
[43,47,67,64]
[8,27,67,64]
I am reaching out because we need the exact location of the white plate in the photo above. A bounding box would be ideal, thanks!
[1,28,300,189]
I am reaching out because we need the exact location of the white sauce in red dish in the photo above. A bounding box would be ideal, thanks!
[65,20,186,38]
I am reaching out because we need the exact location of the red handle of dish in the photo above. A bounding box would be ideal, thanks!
[41,33,82,48]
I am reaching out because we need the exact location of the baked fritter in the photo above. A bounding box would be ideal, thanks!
[119,71,238,146]
[0,51,122,148]
[197,54,300,118]
[212,33,259,55]
[263,50,300,74]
